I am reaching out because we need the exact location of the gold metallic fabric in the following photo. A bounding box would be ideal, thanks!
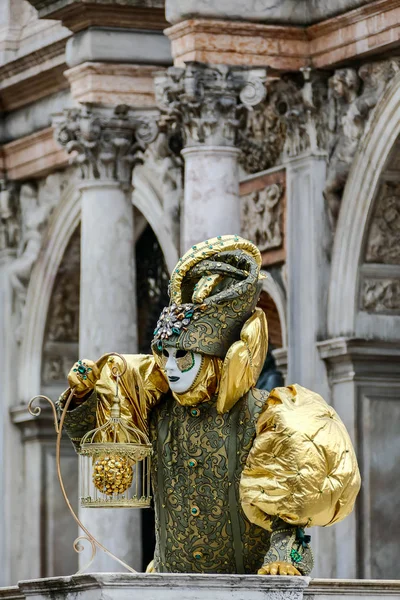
[240,384,361,529]
[94,354,169,437]
[217,308,268,414]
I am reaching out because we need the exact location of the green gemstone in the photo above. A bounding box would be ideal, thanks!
[77,365,86,374]
[191,508,198,514]
[189,460,195,467]
[194,553,201,559]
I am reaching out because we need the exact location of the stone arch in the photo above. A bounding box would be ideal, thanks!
[18,179,81,403]
[19,169,179,402]
[259,271,287,348]
[132,167,179,274]
[328,70,400,338]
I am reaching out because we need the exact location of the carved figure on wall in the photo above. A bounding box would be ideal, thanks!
[242,184,283,252]
[238,102,285,173]
[59,235,360,577]
[365,183,400,264]
[0,181,19,251]
[325,60,400,230]
[9,179,58,341]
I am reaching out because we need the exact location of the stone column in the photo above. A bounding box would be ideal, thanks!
[0,183,23,585]
[154,63,266,251]
[54,105,157,572]
[271,70,334,577]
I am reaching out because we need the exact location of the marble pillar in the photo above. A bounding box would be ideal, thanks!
[155,63,266,251]
[0,250,19,585]
[181,146,240,249]
[285,153,330,391]
[54,104,157,572]
[79,181,137,357]
[78,179,141,571]
[285,152,334,577]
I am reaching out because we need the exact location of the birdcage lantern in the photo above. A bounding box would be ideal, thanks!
[78,361,152,509]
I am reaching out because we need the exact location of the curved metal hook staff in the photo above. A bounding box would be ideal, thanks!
[28,352,137,574]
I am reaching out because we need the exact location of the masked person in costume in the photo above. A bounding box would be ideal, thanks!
[59,234,360,576]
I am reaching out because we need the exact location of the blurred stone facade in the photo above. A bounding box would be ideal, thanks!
[0,0,400,586]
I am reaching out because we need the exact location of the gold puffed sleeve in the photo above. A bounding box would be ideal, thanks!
[89,354,169,437]
[240,384,361,530]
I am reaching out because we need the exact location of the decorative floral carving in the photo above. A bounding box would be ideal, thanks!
[241,184,283,252]
[365,183,400,264]
[53,104,158,181]
[238,70,329,173]
[362,279,400,313]
[154,62,267,148]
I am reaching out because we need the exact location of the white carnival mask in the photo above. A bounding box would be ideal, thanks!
[161,348,202,394]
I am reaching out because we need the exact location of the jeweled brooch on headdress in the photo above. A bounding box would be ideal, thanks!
[153,303,201,347]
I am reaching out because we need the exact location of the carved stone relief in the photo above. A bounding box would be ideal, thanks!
[42,227,80,384]
[9,177,60,342]
[54,104,158,182]
[0,181,19,252]
[234,59,400,232]
[325,59,400,230]
[7,170,77,343]
[241,183,283,252]
[359,180,400,315]
[365,183,400,264]
[154,62,267,148]
[362,279,400,314]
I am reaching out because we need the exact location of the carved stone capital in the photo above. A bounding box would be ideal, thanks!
[154,62,267,148]
[53,104,158,182]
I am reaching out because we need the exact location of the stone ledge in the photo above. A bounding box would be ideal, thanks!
[317,337,400,383]
[165,19,308,71]
[0,39,69,112]
[166,0,400,70]
[15,573,310,600]
[165,0,375,27]
[28,1,168,32]
[1,574,399,600]
[64,62,162,105]
[0,128,69,180]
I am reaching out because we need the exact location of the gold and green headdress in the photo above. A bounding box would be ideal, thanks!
[152,234,263,358]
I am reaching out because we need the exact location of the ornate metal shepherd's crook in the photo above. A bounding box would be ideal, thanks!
[28,352,137,574]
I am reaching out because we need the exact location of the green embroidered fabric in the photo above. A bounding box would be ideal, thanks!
[59,385,311,574]
[57,390,98,450]
[262,520,314,576]
[149,388,272,573]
